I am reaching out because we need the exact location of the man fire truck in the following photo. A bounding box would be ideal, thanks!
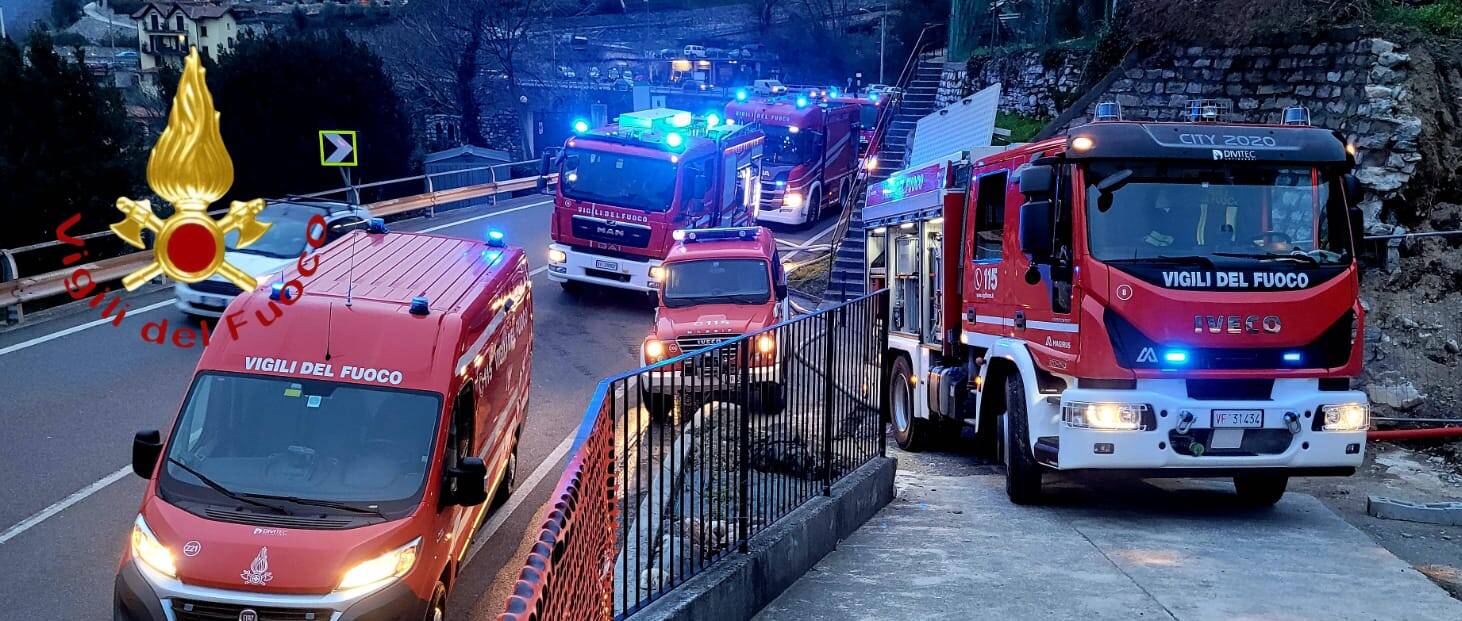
[867,102,1370,506]
[117,225,532,620]
[639,226,789,417]
[545,108,764,297]
[725,94,860,228]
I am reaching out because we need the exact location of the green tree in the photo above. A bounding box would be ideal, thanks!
[50,0,84,27]
[0,30,144,249]
[205,29,417,201]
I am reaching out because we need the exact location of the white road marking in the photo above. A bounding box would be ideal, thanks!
[800,222,838,247]
[462,433,576,565]
[0,299,173,358]
[0,204,560,544]
[419,199,552,233]
[0,466,132,544]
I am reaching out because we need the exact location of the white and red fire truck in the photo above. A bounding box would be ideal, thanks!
[725,95,860,228]
[639,226,790,417]
[545,108,764,296]
[867,103,1371,506]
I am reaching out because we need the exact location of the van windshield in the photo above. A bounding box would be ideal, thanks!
[158,372,441,519]
[562,147,678,213]
[663,258,770,307]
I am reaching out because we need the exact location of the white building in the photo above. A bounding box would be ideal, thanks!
[131,1,240,72]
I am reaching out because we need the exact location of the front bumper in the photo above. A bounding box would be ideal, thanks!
[1048,379,1367,472]
[640,361,782,393]
[547,243,661,293]
[114,559,429,621]
[754,202,810,226]
[172,284,233,318]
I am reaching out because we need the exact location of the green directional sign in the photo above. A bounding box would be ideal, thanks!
[319,130,358,167]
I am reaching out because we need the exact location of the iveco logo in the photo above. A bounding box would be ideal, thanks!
[238,610,258,621]
[1194,315,1281,334]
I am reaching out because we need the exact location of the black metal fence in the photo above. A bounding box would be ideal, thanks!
[604,289,888,617]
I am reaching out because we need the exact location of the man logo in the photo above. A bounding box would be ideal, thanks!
[1136,347,1158,363]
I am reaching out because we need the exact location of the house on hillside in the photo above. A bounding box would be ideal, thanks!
[131,1,240,73]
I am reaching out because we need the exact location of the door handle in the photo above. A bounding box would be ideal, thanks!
[1014,311,1026,330]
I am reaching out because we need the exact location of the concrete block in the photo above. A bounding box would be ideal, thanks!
[1368,496,1462,526]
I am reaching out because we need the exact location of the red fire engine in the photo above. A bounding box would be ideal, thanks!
[826,93,884,158]
[638,226,790,416]
[867,103,1370,506]
[117,224,532,620]
[545,108,764,297]
[725,94,860,228]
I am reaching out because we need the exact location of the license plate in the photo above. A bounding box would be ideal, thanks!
[595,259,619,271]
[1212,409,1263,428]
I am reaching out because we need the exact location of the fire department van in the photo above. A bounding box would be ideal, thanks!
[639,227,789,416]
[115,226,533,621]
[866,102,1370,506]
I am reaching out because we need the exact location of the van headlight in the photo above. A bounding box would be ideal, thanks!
[1321,403,1369,431]
[337,538,420,591]
[1062,401,1147,431]
[130,516,176,578]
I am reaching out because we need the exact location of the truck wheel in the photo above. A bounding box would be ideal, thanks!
[640,388,673,419]
[1003,375,1043,504]
[804,187,822,226]
[888,356,927,451]
[751,381,785,416]
[1233,474,1288,507]
[425,582,446,621]
[491,441,517,509]
[559,280,583,295]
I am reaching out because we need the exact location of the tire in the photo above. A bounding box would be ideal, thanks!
[887,356,927,451]
[490,439,517,509]
[803,186,822,227]
[1003,374,1043,504]
[640,388,673,419]
[751,381,785,416]
[425,581,446,621]
[1233,474,1288,507]
[559,280,583,295]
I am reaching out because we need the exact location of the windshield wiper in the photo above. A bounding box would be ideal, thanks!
[167,458,291,515]
[1108,255,1216,268]
[1212,251,1319,265]
[241,492,387,520]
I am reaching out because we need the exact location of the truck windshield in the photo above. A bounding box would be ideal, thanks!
[158,372,441,519]
[562,147,678,213]
[1084,162,1352,265]
[763,126,820,166]
[662,258,770,307]
[860,105,879,128]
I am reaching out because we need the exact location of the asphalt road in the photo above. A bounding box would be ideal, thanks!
[0,193,837,620]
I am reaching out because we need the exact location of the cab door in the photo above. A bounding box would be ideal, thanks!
[1014,164,1080,369]
[963,167,1011,347]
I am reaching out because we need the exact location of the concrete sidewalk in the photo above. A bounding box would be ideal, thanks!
[756,450,1462,621]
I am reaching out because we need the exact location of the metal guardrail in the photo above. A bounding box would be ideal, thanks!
[500,290,888,620]
[0,169,556,312]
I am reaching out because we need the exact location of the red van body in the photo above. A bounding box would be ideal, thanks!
[115,228,532,620]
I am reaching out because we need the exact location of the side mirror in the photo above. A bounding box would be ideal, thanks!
[538,148,563,193]
[775,282,788,300]
[1019,200,1054,259]
[447,456,488,507]
[1019,165,1055,196]
[132,430,163,479]
[1342,173,1362,209]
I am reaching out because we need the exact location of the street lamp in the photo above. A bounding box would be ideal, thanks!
[859,4,888,84]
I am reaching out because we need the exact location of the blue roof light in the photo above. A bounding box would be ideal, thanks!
[665,132,684,149]
[486,229,507,248]
[409,295,430,316]
[795,96,809,108]
[269,282,291,302]
[573,119,590,134]
[366,218,388,234]
[735,88,748,101]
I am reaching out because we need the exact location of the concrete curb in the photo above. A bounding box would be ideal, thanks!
[1368,495,1462,526]
[630,456,897,621]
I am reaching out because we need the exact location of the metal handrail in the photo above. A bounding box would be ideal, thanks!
[0,171,557,310]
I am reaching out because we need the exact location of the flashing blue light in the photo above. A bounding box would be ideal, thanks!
[269,282,291,302]
[572,119,590,134]
[1282,352,1303,363]
[870,93,880,103]
[706,113,721,128]
[409,295,430,316]
[795,96,809,108]
[366,218,388,234]
[665,132,684,149]
[735,88,748,101]
[830,88,840,97]
[1162,350,1190,365]
[486,229,507,248]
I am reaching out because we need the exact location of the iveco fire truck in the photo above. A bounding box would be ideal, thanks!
[639,226,790,417]
[725,95,860,227]
[867,103,1370,506]
[546,108,764,296]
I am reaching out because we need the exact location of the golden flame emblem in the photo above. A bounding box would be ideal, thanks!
[112,48,270,291]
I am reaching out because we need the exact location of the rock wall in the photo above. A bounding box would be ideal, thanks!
[950,36,1431,231]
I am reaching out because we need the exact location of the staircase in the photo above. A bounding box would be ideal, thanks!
[820,26,947,305]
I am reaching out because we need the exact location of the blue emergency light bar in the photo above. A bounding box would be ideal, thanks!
[673,227,760,242]
[409,295,430,316]
[486,229,507,248]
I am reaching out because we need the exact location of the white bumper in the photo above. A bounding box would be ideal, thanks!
[173,283,233,318]
[640,360,782,393]
[1049,379,1367,472]
[755,204,810,226]
[547,243,662,293]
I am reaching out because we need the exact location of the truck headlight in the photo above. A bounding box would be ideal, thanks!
[650,266,666,281]
[1063,401,1146,431]
[756,334,775,355]
[337,538,420,591]
[548,248,567,264]
[130,515,176,578]
[782,192,803,209]
[1321,403,1369,431]
[645,339,667,362]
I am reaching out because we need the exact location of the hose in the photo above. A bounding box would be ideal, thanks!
[1367,427,1462,441]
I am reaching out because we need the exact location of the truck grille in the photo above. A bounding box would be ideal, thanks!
[676,335,732,352]
[757,180,784,212]
[203,507,353,530]
[571,215,651,248]
[172,599,330,621]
